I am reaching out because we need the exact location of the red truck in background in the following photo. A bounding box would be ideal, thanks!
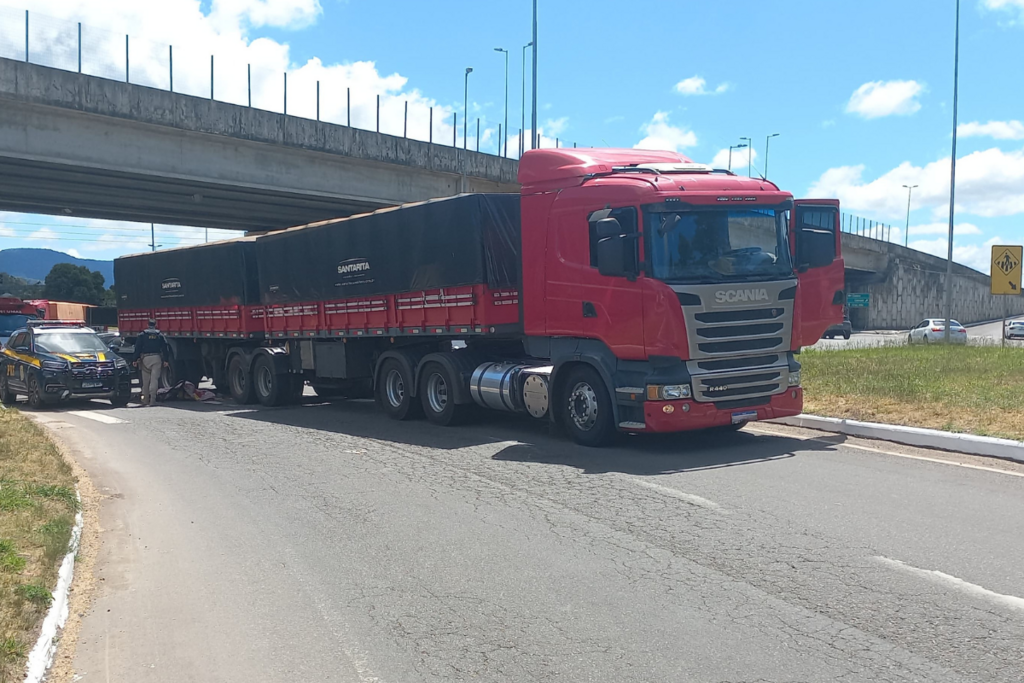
[0,297,41,347]
[114,148,844,445]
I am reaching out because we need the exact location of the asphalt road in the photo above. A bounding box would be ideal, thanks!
[32,396,1024,683]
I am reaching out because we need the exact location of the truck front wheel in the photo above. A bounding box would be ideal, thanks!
[560,366,615,447]
[376,359,422,421]
[228,355,256,405]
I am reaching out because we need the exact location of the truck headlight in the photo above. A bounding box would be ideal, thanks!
[42,360,69,372]
[647,384,691,400]
[787,371,801,387]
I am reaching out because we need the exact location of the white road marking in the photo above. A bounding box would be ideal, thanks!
[875,556,1024,612]
[744,426,1024,479]
[623,477,723,511]
[66,410,126,424]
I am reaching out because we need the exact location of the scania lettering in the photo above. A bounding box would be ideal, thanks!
[114,148,844,446]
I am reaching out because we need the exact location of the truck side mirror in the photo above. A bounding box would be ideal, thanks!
[597,235,632,278]
[595,217,622,238]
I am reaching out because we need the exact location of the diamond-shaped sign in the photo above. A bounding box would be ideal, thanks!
[991,245,1022,295]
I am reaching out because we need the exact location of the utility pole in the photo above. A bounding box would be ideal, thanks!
[740,137,752,177]
[464,67,473,149]
[944,0,960,344]
[495,48,509,157]
[902,184,918,247]
[522,41,532,157]
[531,0,538,149]
[764,133,779,179]
[728,143,747,172]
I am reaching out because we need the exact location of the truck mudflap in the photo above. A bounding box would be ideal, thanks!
[628,388,803,433]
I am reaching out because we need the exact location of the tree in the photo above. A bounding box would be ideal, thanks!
[43,264,107,305]
[0,272,44,299]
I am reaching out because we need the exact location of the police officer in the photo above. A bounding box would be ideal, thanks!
[134,320,168,406]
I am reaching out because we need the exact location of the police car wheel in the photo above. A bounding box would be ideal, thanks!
[26,374,44,410]
[0,375,15,405]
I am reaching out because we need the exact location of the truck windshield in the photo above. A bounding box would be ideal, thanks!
[0,314,33,337]
[645,208,794,283]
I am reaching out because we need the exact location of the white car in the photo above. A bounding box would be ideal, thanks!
[1007,320,1024,340]
[908,318,968,344]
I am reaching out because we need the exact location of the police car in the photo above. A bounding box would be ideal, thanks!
[0,321,132,408]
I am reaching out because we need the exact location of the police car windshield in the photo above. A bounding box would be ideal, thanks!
[34,331,109,354]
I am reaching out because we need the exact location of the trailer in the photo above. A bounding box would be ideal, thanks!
[116,148,845,445]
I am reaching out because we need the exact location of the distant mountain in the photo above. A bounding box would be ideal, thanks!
[0,248,115,286]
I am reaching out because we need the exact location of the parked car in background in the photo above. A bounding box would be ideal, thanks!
[823,316,852,340]
[1006,320,1024,340]
[908,318,968,344]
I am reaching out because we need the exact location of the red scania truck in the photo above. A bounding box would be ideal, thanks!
[115,148,844,445]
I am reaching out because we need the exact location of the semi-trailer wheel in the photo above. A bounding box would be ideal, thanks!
[419,362,468,426]
[560,365,615,447]
[376,358,422,420]
[253,355,289,407]
[227,355,256,404]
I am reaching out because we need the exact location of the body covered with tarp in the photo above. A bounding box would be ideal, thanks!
[256,194,521,305]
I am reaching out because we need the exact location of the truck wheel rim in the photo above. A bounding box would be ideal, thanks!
[232,365,246,395]
[256,365,273,397]
[425,372,448,414]
[568,381,599,431]
[385,369,405,408]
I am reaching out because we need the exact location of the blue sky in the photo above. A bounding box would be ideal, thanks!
[0,0,1022,274]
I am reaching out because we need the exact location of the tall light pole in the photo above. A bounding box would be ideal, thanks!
[521,41,532,157]
[740,137,752,177]
[494,48,509,157]
[902,184,918,247]
[463,67,473,150]
[728,143,747,171]
[764,133,780,179]
[944,0,960,343]
[531,0,538,149]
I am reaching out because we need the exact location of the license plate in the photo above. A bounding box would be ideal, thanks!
[82,381,103,389]
[731,410,758,424]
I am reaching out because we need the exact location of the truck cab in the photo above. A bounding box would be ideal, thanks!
[518,149,844,438]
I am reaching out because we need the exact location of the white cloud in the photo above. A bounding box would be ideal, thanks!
[982,0,1024,22]
[634,112,697,152]
[710,146,758,172]
[64,248,83,259]
[0,226,13,238]
[674,76,729,96]
[27,227,59,243]
[907,222,982,236]
[958,120,1024,140]
[210,0,322,30]
[909,236,1003,273]
[807,146,1024,219]
[504,125,569,159]
[845,80,924,119]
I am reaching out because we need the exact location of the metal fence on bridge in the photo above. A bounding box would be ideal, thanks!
[841,212,897,244]
[0,7,582,158]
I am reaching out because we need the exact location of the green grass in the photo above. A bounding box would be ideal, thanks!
[801,345,1024,441]
[0,409,78,683]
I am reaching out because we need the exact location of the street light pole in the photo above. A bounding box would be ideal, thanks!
[728,143,747,172]
[740,137,752,177]
[521,42,532,157]
[495,48,509,157]
[531,0,538,149]
[464,67,473,150]
[764,133,779,179]
[944,0,960,343]
[902,184,918,247]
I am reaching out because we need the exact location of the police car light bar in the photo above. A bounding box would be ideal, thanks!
[26,320,88,328]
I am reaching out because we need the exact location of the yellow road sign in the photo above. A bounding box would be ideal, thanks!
[991,245,1022,295]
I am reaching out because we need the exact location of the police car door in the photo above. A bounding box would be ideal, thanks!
[4,331,31,390]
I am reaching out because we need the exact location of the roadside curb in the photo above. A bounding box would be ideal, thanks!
[772,414,1024,464]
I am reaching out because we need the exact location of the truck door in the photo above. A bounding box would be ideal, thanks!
[792,200,845,347]
[584,206,645,359]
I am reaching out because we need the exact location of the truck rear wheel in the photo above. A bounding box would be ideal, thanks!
[560,366,615,447]
[376,359,422,421]
[419,362,468,426]
[253,355,289,407]
[228,355,256,405]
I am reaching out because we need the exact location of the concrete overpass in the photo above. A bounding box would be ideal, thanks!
[0,58,519,231]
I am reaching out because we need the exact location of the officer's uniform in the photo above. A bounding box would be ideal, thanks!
[135,326,167,406]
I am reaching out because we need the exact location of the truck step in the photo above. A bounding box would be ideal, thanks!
[618,421,646,430]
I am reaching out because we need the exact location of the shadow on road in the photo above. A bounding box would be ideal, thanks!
[211,396,841,477]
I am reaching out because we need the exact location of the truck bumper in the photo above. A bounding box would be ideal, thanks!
[636,388,803,433]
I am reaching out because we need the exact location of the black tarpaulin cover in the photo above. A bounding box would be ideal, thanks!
[256,194,521,305]
[114,238,260,309]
